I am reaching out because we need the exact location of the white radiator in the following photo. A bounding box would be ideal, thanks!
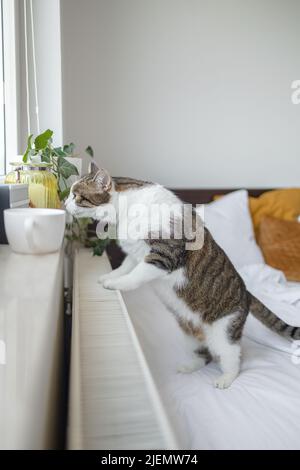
[67,249,177,450]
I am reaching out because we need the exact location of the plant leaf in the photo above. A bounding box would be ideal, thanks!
[23,134,34,162]
[57,156,79,179]
[53,147,67,157]
[41,147,51,163]
[64,143,75,155]
[34,129,53,151]
[91,238,110,256]
[85,146,94,158]
[59,187,71,201]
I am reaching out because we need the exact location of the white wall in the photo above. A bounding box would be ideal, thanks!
[18,0,63,151]
[61,0,300,188]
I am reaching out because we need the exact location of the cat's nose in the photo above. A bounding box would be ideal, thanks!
[75,195,82,203]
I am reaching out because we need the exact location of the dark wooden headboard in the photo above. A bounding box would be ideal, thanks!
[106,188,271,268]
[171,188,271,205]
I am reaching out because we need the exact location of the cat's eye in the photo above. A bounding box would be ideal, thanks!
[77,195,94,206]
[83,197,94,205]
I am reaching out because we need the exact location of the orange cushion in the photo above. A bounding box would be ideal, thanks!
[249,189,300,237]
[258,216,300,281]
[214,189,300,239]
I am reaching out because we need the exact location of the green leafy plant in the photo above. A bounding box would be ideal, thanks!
[22,130,108,256]
[23,129,94,201]
[65,218,110,256]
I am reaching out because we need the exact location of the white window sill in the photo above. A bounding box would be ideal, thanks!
[0,245,64,449]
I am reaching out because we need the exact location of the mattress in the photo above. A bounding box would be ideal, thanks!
[123,271,300,450]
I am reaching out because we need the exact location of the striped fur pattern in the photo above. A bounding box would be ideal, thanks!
[73,172,152,207]
[249,295,300,340]
[66,164,300,388]
[72,164,112,207]
[113,177,152,192]
[177,227,249,325]
[145,238,187,273]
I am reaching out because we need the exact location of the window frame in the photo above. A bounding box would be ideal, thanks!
[0,0,18,177]
[0,0,5,176]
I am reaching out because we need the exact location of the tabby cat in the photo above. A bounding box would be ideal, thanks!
[66,162,300,388]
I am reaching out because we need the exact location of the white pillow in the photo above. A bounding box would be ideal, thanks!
[198,190,264,269]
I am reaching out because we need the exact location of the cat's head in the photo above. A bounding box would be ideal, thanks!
[71,162,112,207]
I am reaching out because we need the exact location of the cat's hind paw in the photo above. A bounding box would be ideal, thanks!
[214,373,236,389]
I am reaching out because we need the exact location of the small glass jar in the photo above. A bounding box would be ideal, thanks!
[5,162,61,209]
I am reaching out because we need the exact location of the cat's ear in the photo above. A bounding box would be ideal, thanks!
[89,161,99,175]
[94,168,112,191]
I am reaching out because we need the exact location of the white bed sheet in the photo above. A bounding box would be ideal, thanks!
[123,274,300,450]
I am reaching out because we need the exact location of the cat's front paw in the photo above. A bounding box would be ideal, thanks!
[102,279,120,290]
[98,273,113,284]
[102,278,136,291]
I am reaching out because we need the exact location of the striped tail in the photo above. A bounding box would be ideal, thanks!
[249,293,300,340]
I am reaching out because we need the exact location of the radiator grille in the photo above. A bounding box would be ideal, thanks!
[67,248,177,450]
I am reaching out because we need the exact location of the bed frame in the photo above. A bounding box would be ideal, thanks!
[171,188,270,204]
[106,187,271,268]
